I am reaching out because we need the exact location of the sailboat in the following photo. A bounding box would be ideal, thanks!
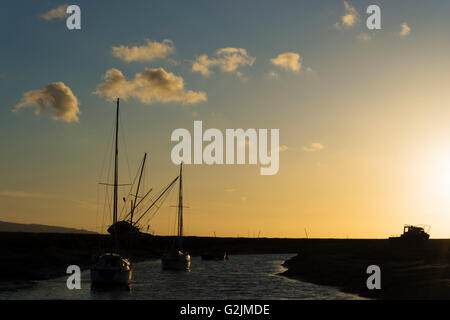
[91,98,132,288]
[107,152,148,236]
[107,152,181,237]
[161,163,191,271]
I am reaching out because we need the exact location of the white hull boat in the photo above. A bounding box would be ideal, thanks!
[90,98,133,288]
[161,163,191,271]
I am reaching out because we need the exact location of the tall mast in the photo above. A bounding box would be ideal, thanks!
[130,152,147,224]
[113,98,119,227]
[178,163,183,247]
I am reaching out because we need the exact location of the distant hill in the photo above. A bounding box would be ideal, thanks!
[0,221,96,234]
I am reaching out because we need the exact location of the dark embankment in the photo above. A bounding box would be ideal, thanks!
[0,221,95,234]
[281,239,450,300]
[0,232,303,290]
[0,232,157,290]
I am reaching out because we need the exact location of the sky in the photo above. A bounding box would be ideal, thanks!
[1,0,450,238]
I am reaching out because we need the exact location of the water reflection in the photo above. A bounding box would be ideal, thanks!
[0,254,364,300]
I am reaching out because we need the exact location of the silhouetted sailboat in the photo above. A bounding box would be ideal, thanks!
[107,151,180,238]
[91,98,132,287]
[107,152,148,236]
[161,163,191,271]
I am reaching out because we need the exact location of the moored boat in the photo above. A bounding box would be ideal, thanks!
[201,252,229,261]
[91,253,132,287]
[90,98,132,288]
[161,163,190,271]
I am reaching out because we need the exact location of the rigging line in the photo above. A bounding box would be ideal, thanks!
[129,153,147,223]
[118,185,133,221]
[134,185,167,222]
[135,189,170,226]
[117,162,141,221]
[116,110,136,222]
[118,109,132,187]
[100,114,116,226]
[95,183,100,234]
[141,185,173,225]
[104,127,116,229]
[142,157,147,197]
[133,176,179,225]
[166,189,175,237]
[101,188,110,234]
[98,113,116,185]
[116,163,138,221]
[142,187,176,232]
[95,117,115,233]
[100,142,113,232]
[97,115,116,233]
[172,210,177,237]
[122,187,153,221]
[141,190,172,228]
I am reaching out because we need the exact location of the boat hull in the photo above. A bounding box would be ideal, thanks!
[90,253,132,287]
[161,252,191,271]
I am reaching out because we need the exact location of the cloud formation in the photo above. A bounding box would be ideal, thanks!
[334,1,359,29]
[399,23,411,36]
[0,191,54,200]
[270,52,301,72]
[112,39,175,62]
[40,4,68,21]
[94,68,207,104]
[13,82,80,122]
[192,48,255,76]
[357,32,372,41]
[265,71,280,80]
[303,143,324,152]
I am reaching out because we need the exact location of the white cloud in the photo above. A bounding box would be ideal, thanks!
[94,68,207,104]
[303,142,324,152]
[192,48,255,77]
[357,32,372,41]
[335,1,359,29]
[13,82,80,122]
[279,145,289,152]
[112,39,175,63]
[265,71,280,80]
[270,52,301,72]
[399,23,411,36]
[40,4,68,21]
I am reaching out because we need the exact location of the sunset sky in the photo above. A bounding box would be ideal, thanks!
[1,0,450,238]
